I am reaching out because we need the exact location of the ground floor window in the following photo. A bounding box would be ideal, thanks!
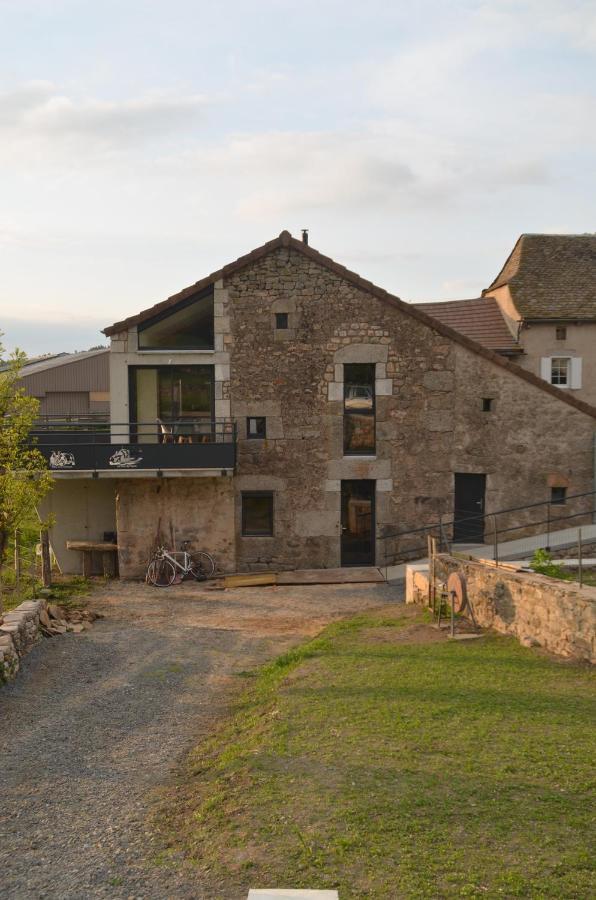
[242,491,274,536]
[247,416,266,439]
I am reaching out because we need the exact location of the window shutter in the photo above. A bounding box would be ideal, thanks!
[540,357,551,382]
[571,357,582,390]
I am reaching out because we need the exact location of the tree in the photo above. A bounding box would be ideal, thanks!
[0,342,53,599]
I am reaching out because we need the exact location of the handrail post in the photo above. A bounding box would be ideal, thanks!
[578,527,583,588]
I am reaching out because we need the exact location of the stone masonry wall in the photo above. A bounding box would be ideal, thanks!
[222,245,596,571]
[438,555,596,662]
[115,477,235,577]
[0,599,46,683]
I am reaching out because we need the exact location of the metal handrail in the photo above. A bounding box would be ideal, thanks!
[31,418,236,445]
[381,487,596,544]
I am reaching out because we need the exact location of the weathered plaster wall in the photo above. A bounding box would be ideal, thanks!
[516,322,596,407]
[223,245,596,570]
[40,480,117,575]
[437,555,596,662]
[115,477,235,577]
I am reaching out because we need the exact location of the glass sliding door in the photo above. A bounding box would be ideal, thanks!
[130,366,214,443]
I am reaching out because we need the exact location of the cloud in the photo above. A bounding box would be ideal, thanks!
[0,82,208,159]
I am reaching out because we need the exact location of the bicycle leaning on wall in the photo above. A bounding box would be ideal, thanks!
[146,540,216,587]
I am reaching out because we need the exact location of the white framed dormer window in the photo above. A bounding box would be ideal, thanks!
[540,356,582,390]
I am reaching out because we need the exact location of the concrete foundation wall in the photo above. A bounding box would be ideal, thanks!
[437,555,596,662]
[40,480,117,575]
[115,477,235,577]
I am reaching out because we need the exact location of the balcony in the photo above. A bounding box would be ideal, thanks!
[31,417,236,477]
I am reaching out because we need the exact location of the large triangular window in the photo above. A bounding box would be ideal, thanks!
[138,289,214,350]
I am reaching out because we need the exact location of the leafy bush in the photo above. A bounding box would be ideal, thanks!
[530,548,571,580]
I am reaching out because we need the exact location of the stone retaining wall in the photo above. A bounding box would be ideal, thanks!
[0,599,46,683]
[436,555,595,663]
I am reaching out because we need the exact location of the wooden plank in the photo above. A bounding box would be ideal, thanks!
[40,529,52,587]
[277,567,385,585]
[66,540,118,552]
[223,573,278,588]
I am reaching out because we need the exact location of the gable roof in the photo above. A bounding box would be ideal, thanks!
[104,230,596,421]
[15,348,109,377]
[483,233,596,320]
[412,297,521,355]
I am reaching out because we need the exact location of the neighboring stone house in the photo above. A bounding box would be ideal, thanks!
[38,231,596,577]
[15,349,110,416]
[482,234,596,404]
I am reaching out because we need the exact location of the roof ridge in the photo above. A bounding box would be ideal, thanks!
[104,231,596,422]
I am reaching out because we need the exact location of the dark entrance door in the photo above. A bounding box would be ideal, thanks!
[453,473,486,543]
[341,480,375,566]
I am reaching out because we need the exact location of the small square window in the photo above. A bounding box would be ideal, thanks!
[551,486,567,505]
[556,326,567,340]
[247,416,266,439]
[275,312,289,330]
[482,398,493,412]
[242,492,274,536]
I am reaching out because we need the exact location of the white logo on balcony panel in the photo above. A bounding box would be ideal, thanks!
[108,448,143,468]
[50,450,75,468]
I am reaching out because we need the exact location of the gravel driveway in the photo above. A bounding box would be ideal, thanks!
[0,578,399,899]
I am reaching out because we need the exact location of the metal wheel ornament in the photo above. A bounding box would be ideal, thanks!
[447,572,468,613]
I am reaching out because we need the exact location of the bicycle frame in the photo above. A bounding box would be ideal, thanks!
[158,548,191,574]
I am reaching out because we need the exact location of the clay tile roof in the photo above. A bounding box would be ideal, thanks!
[483,233,596,320]
[412,297,521,355]
[103,231,309,336]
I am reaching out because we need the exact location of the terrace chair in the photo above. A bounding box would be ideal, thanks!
[157,418,174,444]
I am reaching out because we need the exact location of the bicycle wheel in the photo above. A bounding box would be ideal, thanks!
[147,557,176,587]
[189,551,215,580]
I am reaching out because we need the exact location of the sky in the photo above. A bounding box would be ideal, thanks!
[1,0,596,356]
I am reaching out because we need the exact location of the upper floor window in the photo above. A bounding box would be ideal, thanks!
[138,291,214,350]
[275,312,289,330]
[555,326,567,341]
[344,363,375,456]
[550,356,569,386]
[541,356,582,390]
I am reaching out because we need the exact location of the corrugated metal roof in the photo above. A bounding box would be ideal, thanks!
[16,348,108,376]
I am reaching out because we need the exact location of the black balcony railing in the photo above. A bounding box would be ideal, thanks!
[31,418,236,472]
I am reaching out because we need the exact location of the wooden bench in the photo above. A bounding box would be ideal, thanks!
[66,541,118,578]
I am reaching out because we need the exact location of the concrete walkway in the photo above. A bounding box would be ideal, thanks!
[381,522,596,581]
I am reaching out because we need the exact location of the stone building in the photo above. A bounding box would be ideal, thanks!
[483,233,596,405]
[417,234,596,405]
[40,231,596,577]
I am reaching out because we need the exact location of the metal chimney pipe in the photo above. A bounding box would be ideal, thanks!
[301,229,309,245]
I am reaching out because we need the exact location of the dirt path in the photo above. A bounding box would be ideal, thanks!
[0,578,400,899]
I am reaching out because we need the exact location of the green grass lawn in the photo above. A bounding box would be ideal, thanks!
[156,608,595,899]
